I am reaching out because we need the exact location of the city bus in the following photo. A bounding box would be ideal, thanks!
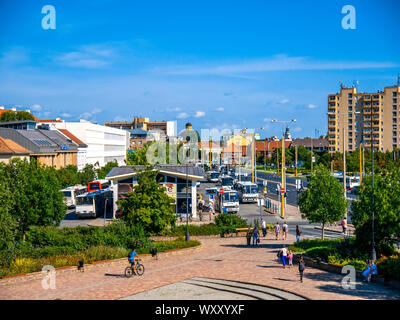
[333,175,361,191]
[75,189,113,218]
[214,186,240,213]
[87,179,111,192]
[61,185,87,208]
[236,181,259,203]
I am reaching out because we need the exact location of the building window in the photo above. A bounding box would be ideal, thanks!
[393,92,397,97]
[393,105,397,110]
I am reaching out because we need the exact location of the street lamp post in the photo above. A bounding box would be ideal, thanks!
[271,119,296,219]
[185,137,190,242]
[370,101,376,261]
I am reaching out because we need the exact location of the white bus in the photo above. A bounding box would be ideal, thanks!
[236,181,259,203]
[75,189,113,219]
[333,175,361,191]
[218,174,235,188]
[214,186,240,213]
[61,185,87,208]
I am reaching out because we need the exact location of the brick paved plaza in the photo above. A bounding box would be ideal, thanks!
[1,233,399,300]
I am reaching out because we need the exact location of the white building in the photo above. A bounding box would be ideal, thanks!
[53,120,129,167]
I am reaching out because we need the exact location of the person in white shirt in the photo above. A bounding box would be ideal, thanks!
[261,219,267,237]
[280,245,288,268]
[282,222,288,240]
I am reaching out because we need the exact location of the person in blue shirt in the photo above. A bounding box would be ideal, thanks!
[368,260,378,282]
[128,248,138,267]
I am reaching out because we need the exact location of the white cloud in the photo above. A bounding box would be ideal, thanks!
[308,104,318,109]
[56,45,115,69]
[177,112,189,119]
[157,54,399,77]
[195,111,205,118]
[216,107,224,111]
[91,108,102,114]
[61,113,72,118]
[279,99,290,104]
[31,104,42,111]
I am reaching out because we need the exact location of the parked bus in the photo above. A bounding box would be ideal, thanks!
[333,175,361,191]
[88,179,111,192]
[214,186,240,213]
[206,171,220,183]
[61,185,87,208]
[75,189,113,219]
[236,181,258,203]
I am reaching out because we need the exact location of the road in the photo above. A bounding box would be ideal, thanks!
[198,180,344,240]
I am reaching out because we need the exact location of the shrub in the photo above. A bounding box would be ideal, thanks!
[377,255,400,281]
[166,224,222,236]
[215,213,248,229]
[305,246,336,261]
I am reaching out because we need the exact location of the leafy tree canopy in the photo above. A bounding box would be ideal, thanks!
[298,164,348,239]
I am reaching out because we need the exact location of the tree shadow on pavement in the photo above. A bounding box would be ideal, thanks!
[220,243,284,249]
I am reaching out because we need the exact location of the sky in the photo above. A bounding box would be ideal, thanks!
[0,0,399,139]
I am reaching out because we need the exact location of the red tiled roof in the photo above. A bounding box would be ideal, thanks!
[39,119,63,123]
[255,140,292,152]
[0,137,31,154]
[58,129,87,147]
[0,108,39,121]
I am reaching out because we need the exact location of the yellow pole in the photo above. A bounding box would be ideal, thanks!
[295,145,298,177]
[209,137,212,168]
[359,144,362,184]
[202,145,204,173]
[281,135,285,218]
[277,145,279,175]
[252,136,255,183]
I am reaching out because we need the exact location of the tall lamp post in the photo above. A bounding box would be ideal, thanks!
[271,119,296,219]
[369,98,376,261]
[185,136,190,242]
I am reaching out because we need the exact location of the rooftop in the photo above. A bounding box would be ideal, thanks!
[0,137,31,155]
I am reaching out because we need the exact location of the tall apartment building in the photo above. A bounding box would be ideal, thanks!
[328,80,400,153]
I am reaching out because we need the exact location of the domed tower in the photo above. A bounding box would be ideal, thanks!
[185,122,193,130]
[284,126,292,141]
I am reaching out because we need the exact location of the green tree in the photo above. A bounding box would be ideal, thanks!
[117,167,176,235]
[79,164,97,186]
[15,111,35,121]
[298,164,348,239]
[0,110,17,122]
[1,159,66,240]
[0,163,18,263]
[351,168,400,256]
[97,161,118,179]
[57,165,80,188]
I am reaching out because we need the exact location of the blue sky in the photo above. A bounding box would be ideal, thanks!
[0,0,399,138]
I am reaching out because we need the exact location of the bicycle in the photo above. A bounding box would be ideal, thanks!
[125,258,145,278]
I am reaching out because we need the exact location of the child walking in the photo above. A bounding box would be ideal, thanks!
[288,250,293,268]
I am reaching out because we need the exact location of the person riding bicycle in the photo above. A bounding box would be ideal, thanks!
[128,248,138,267]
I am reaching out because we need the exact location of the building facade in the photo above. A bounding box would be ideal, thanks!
[54,120,129,167]
[328,81,400,153]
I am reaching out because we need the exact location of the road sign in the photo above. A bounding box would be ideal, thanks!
[219,188,224,194]
[296,179,302,190]
[263,180,268,186]
[280,188,285,194]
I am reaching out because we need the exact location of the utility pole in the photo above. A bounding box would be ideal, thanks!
[295,145,298,177]
[370,98,376,261]
[359,143,362,184]
[310,137,313,175]
[343,116,347,200]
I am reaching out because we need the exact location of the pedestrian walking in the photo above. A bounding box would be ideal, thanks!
[280,245,288,268]
[298,256,306,282]
[246,227,252,246]
[341,217,348,236]
[296,225,301,243]
[282,221,288,240]
[252,225,260,246]
[274,222,280,240]
[209,200,214,216]
[288,250,293,268]
[261,219,267,237]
